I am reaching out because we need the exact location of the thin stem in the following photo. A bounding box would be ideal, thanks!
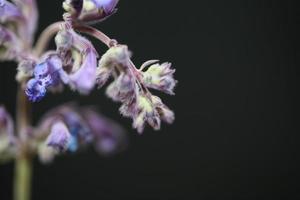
[33,21,114,57]
[14,86,32,200]
[33,22,63,57]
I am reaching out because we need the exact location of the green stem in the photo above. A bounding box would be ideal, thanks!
[14,87,32,200]
[14,155,32,200]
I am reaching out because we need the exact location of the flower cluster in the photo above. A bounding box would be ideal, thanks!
[97,45,177,133]
[0,0,176,164]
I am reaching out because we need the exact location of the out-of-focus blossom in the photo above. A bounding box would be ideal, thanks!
[63,0,119,23]
[46,121,71,151]
[34,104,126,163]
[0,106,16,163]
[81,107,127,155]
[0,0,23,23]
[0,0,38,61]
[0,26,21,60]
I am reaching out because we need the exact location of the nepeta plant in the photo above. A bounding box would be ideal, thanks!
[0,0,177,200]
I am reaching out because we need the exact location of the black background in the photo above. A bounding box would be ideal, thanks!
[0,0,298,199]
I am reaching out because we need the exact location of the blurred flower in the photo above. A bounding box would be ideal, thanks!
[81,107,127,155]
[63,0,119,23]
[46,121,71,151]
[34,104,126,163]
[0,26,21,60]
[0,106,16,163]
[0,0,38,61]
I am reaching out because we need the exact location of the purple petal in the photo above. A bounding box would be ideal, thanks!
[69,48,97,94]
[46,121,71,151]
[91,0,119,13]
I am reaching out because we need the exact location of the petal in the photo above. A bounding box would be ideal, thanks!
[69,48,97,94]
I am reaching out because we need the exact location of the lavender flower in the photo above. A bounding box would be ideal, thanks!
[81,107,127,155]
[34,104,126,162]
[63,0,119,23]
[46,121,71,151]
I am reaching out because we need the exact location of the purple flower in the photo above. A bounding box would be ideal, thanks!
[46,121,71,151]
[69,48,98,94]
[63,0,119,23]
[34,104,127,161]
[91,0,119,14]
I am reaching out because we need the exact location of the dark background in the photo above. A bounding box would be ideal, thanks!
[0,0,298,199]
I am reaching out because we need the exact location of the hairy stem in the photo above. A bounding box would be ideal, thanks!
[14,87,32,200]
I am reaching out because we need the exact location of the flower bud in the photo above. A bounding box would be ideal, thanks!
[16,59,35,82]
[143,62,177,95]
[98,45,130,69]
[106,72,136,102]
